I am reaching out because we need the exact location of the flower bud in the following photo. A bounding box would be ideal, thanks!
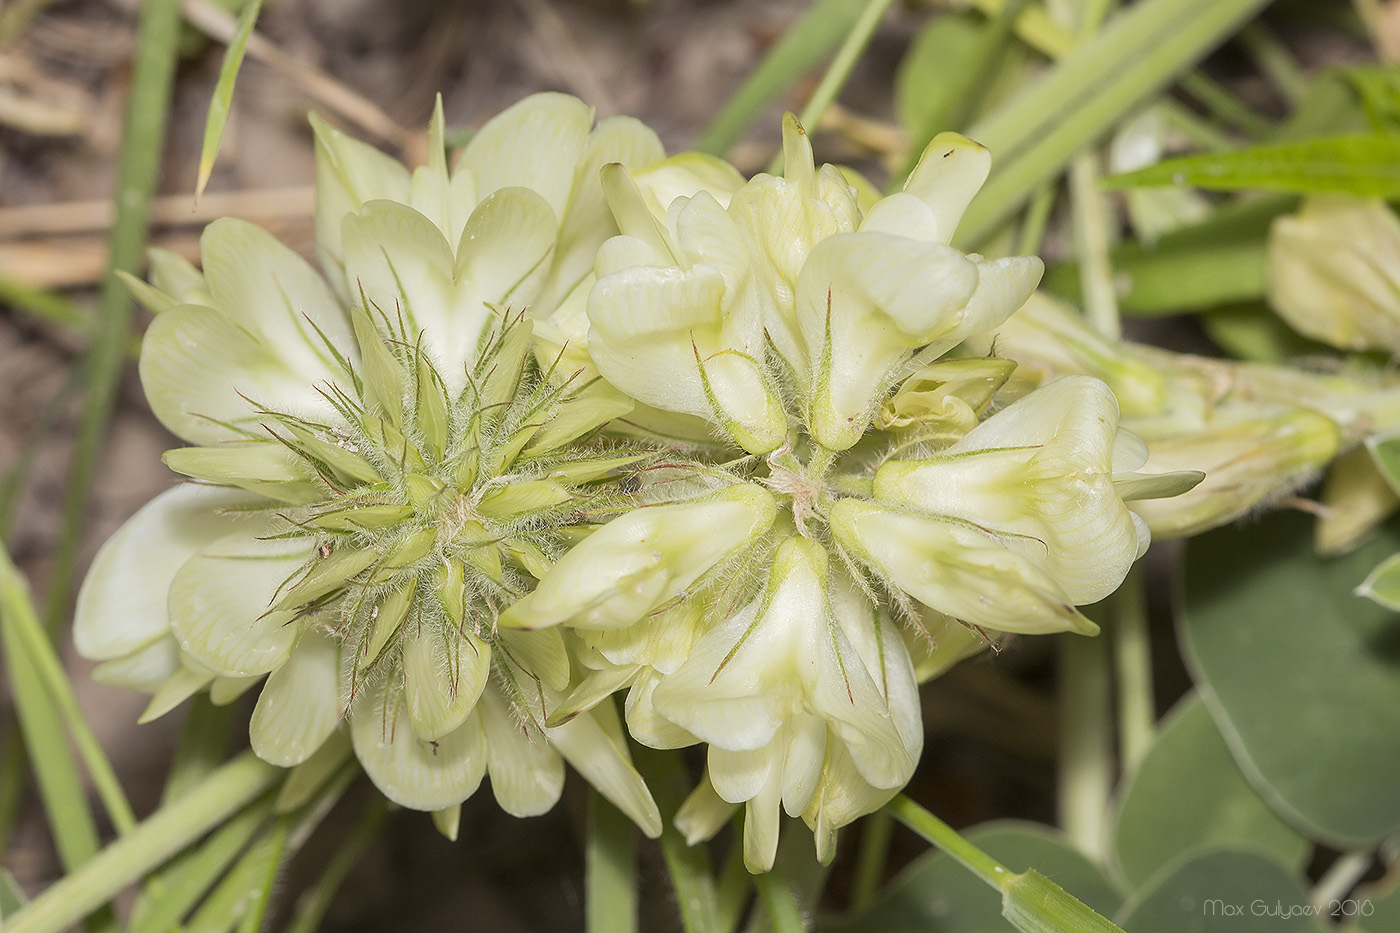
[1128,405,1340,539]
[1269,196,1400,353]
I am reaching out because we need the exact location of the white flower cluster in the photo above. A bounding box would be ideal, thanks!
[76,94,1187,867]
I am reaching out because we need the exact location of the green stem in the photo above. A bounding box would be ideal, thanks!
[587,790,639,933]
[1112,567,1155,773]
[695,0,867,156]
[285,799,387,933]
[1179,71,1276,139]
[1014,182,1057,258]
[1068,152,1121,340]
[714,840,750,933]
[886,795,1009,889]
[849,808,892,912]
[0,549,135,833]
[958,0,1275,247]
[770,0,898,174]
[6,752,283,933]
[634,748,721,933]
[1057,634,1113,862]
[752,869,806,933]
[44,0,181,633]
[1239,21,1308,107]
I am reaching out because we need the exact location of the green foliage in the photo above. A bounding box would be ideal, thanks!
[1111,693,1309,890]
[1114,849,1326,933]
[1180,511,1400,846]
[1104,133,1400,197]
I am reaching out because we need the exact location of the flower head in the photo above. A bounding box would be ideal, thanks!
[77,93,669,834]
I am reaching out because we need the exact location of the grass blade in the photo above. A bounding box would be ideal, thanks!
[695,0,866,156]
[44,0,182,634]
[587,790,639,933]
[195,0,265,199]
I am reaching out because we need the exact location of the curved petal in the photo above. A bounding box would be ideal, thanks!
[90,636,180,693]
[341,200,482,383]
[461,92,593,220]
[201,218,354,376]
[139,305,335,445]
[831,499,1097,635]
[550,700,662,838]
[900,133,991,244]
[480,686,565,817]
[168,531,310,677]
[312,113,412,289]
[75,484,266,661]
[250,629,342,766]
[401,624,491,742]
[454,187,557,312]
[351,675,487,811]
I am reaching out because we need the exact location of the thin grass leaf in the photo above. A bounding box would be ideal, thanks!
[44,0,182,635]
[284,799,386,933]
[5,752,281,933]
[635,748,722,933]
[0,547,135,836]
[695,0,865,156]
[183,818,290,933]
[587,791,639,933]
[1104,133,1400,196]
[1,867,26,917]
[957,0,1274,247]
[0,551,102,873]
[0,275,90,333]
[161,695,237,805]
[195,0,265,198]
[126,794,275,933]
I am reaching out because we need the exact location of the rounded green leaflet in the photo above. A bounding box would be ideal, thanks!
[1179,510,1400,847]
[1114,848,1325,933]
[1111,691,1309,891]
[1341,871,1400,933]
[823,821,1120,933]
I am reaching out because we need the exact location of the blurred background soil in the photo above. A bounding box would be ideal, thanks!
[0,0,1218,928]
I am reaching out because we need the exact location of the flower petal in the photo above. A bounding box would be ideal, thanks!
[168,531,310,677]
[351,675,487,811]
[550,701,663,838]
[480,686,565,817]
[453,187,557,312]
[75,484,265,662]
[401,625,491,742]
[250,629,342,766]
[461,92,593,221]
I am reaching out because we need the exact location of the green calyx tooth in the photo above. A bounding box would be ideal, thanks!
[359,577,417,671]
[377,527,437,574]
[477,479,572,520]
[305,502,414,532]
[434,558,467,628]
[164,442,310,485]
[273,546,378,612]
[412,351,450,462]
[503,537,552,580]
[405,473,446,511]
[276,421,382,487]
[360,413,427,475]
[351,307,408,429]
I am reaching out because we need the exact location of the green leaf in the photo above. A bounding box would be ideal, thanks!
[1111,692,1309,892]
[1114,849,1326,932]
[1180,510,1400,847]
[694,0,865,156]
[1103,134,1400,197]
[195,0,264,198]
[1356,553,1400,612]
[1200,303,1334,364]
[826,821,1120,932]
[1342,66,1400,136]
[1367,435,1400,496]
[0,868,26,917]
[1042,195,1293,315]
[1342,870,1400,933]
